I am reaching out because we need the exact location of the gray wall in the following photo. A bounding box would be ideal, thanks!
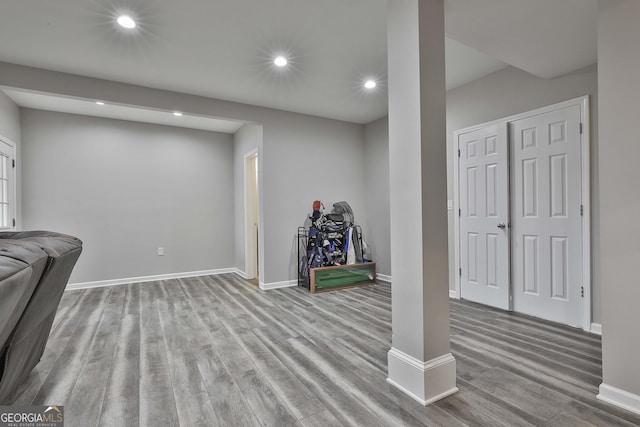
[598,0,640,397]
[0,91,20,143]
[0,63,367,286]
[21,109,235,284]
[446,64,600,322]
[261,112,366,284]
[229,109,368,287]
[362,64,600,322]
[233,123,262,275]
[364,117,390,276]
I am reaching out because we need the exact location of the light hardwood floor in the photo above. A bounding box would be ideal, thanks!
[10,274,640,426]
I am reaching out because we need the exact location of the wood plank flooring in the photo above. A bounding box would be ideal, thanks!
[10,274,640,426]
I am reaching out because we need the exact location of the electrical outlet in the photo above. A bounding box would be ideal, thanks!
[157,247,164,256]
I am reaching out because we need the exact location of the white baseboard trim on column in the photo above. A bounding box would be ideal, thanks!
[259,280,297,291]
[597,383,640,416]
[387,347,458,406]
[590,323,602,335]
[377,274,392,283]
[449,289,458,299]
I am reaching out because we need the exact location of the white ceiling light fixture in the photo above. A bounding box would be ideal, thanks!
[173,111,183,117]
[95,101,105,105]
[364,80,377,89]
[274,56,288,67]
[117,15,136,29]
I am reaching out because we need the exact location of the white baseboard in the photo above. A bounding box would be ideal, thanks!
[387,347,458,405]
[386,377,428,405]
[233,268,248,279]
[590,323,602,335]
[66,268,236,291]
[449,289,458,299]
[259,280,297,291]
[598,383,640,416]
[377,273,392,283]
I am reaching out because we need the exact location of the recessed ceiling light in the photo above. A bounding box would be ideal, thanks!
[274,56,288,67]
[173,111,183,117]
[364,80,377,89]
[117,15,136,29]
[95,101,105,106]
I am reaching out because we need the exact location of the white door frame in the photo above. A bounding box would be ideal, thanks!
[244,149,259,280]
[453,95,591,331]
[0,133,17,231]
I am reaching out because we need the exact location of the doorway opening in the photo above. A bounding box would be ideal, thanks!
[454,96,591,330]
[244,150,259,283]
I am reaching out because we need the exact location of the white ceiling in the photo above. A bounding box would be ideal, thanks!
[0,0,597,128]
[445,0,598,79]
[445,38,507,90]
[3,88,244,134]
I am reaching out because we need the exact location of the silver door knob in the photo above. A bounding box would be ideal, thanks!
[497,223,506,229]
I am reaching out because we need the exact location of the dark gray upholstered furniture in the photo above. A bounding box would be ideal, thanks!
[0,231,82,404]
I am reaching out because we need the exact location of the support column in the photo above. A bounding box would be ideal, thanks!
[386,0,457,405]
[596,0,640,416]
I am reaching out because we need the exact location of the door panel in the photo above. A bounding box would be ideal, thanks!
[459,125,510,310]
[510,105,582,326]
[523,235,538,294]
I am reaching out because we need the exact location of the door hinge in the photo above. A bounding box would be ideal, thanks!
[580,205,584,216]
[581,286,584,298]
[458,149,461,158]
[12,159,15,168]
[458,208,461,217]
[12,218,15,227]
[459,268,462,277]
[579,123,583,135]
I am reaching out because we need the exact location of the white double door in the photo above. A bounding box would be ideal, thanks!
[459,104,584,327]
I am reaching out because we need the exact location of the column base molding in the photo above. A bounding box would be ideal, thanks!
[387,347,458,405]
[597,383,640,416]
